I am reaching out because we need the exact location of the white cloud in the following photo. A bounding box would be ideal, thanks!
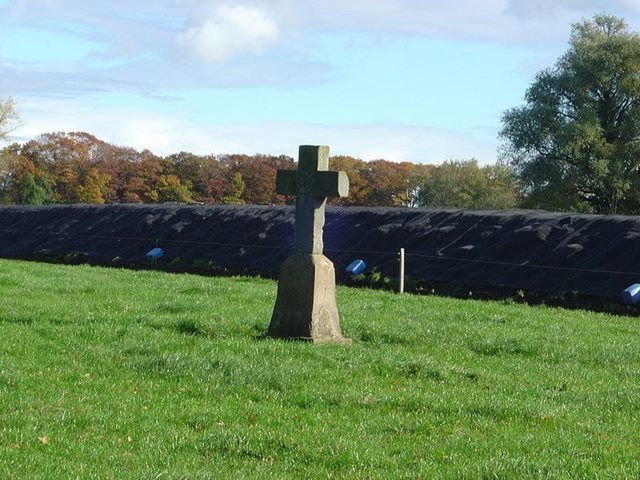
[176,5,278,62]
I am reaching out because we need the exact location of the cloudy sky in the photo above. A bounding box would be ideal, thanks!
[2,0,640,163]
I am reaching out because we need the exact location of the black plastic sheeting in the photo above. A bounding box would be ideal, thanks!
[1,203,639,304]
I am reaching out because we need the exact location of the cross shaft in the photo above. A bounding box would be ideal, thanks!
[276,145,348,254]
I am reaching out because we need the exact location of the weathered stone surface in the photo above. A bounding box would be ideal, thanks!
[268,253,349,343]
[268,145,350,343]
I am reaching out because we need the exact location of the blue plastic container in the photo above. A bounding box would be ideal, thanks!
[346,259,366,275]
[145,247,164,260]
[623,284,640,305]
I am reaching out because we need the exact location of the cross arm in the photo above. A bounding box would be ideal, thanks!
[314,171,349,198]
[276,170,298,196]
[276,169,349,198]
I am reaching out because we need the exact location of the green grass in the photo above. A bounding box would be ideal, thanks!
[0,259,639,479]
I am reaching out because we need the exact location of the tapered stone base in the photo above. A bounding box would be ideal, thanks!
[268,253,350,343]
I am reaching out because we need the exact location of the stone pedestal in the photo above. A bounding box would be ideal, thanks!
[268,253,350,343]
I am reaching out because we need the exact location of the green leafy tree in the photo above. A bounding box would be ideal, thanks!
[222,172,245,204]
[14,172,53,205]
[418,160,519,210]
[406,164,434,207]
[501,14,640,214]
[156,174,194,203]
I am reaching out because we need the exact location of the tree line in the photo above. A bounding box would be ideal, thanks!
[0,131,519,209]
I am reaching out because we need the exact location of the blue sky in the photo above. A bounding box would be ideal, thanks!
[2,0,640,163]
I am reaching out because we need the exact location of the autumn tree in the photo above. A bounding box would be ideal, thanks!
[501,14,640,214]
[110,150,165,203]
[134,156,161,202]
[328,157,433,207]
[74,166,111,203]
[167,152,232,203]
[361,160,415,207]
[91,142,147,203]
[18,132,110,203]
[221,154,294,204]
[328,156,369,206]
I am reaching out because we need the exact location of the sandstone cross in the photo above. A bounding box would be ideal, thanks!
[267,145,350,343]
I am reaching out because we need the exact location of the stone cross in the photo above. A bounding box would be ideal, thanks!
[268,145,350,343]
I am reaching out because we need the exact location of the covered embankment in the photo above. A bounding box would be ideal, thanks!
[1,204,639,311]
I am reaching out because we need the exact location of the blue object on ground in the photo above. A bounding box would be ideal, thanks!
[145,247,164,260]
[346,259,366,275]
[623,284,640,305]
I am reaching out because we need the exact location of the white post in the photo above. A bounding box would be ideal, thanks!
[399,248,405,294]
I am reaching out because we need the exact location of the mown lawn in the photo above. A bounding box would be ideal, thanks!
[0,259,639,479]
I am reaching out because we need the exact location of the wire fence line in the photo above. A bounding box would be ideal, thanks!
[0,227,292,251]
[0,226,639,277]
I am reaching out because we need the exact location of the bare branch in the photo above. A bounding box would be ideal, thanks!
[0,97,21,142]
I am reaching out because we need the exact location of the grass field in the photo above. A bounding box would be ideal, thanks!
[0,259,639,479]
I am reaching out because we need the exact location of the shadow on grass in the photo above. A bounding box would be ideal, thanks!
[0,316,36,325]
